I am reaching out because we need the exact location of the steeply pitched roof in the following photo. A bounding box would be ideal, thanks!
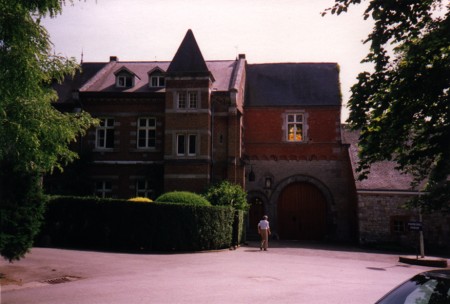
[166,29,212,78]
[245,63,341,107]
[75,60,236,93]
[342,126,419,192]
[54,62,108,103]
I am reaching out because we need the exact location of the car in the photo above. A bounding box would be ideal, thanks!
[375,269,450,304]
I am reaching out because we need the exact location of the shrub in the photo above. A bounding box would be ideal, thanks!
[127,197,153,203]
[155,191,211,206]
[203,181,249,211]
[0,164,47,261]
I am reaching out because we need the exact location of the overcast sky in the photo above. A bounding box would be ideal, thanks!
[42,0,374,120]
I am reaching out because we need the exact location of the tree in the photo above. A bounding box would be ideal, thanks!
[0,0,95,260]
[203,181,249,211]
[326,0,450,212]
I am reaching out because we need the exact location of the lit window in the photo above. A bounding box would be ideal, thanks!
[137,117,156,149]
[287,113,303,142]
[96,118,114,149]
[95,181,112,198]
[136,180,153,198]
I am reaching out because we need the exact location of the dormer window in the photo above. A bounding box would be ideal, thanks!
[114,66,137,88]
[117,75,133,88]
[148,68,165,88]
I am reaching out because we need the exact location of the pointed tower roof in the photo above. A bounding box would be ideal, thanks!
[167,29,213,79]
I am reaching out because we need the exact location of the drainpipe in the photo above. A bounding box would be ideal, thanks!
[211,98,215,184]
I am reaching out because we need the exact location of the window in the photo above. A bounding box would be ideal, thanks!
[137,118,156,149]
[96,118,114,149]
[177,134,197,156]
[188,134,197,155]
[150,75,165,87]
[286,113,304,142]
[178,92,187,109]
[95,181,112,198]
[390,216,409,234]
[136,180,153,198]
[117,75,133,88]
[177,91,198,109]
[189,91,198,108]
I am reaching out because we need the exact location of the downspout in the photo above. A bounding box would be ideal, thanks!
[211,98,215,184]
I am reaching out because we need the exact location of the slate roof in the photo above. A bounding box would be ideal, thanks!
[342,126,419,192]
[79,61,171,93]
[54,62,107,103]
[166,29,211,78]
[75,60,236,93]
[245,63,341,107]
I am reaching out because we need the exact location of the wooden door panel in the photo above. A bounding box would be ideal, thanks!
[277,182,326,240]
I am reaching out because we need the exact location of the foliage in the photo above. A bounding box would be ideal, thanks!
[203,181,249,211]
[0,164,47,261]
[0,1,97,260]
[127,197,153,203]
[155,191,211,206]
[37,196,238,251]
[326,1,450,211]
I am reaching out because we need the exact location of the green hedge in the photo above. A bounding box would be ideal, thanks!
[37,196,238,252]
[156,191,211,206]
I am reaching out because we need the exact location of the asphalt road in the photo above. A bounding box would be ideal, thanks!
[0,241,441,304]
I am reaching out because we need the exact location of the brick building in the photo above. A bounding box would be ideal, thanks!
[47,29,448,247]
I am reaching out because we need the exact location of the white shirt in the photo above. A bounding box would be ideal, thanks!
[258,219,270,230]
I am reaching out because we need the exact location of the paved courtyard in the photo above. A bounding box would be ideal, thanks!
[1,241,443,304]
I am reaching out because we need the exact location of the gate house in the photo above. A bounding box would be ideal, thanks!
[244,63,356,241]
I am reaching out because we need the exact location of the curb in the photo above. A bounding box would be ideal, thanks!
[399,256,448,268]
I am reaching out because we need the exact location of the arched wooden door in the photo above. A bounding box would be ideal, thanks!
[248,197,265,233]
[277,182,327,240]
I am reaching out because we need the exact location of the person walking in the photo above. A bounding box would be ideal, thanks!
[258,215,271,251]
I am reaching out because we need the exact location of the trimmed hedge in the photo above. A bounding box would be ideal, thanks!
[37,196,236,252]
[156,191,211,206]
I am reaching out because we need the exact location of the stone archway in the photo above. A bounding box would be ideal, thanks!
[247,191,268,234]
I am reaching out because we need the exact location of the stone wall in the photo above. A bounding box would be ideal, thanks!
[358,193,449,253]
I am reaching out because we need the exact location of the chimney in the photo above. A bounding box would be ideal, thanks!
[109,56,118,62]
[238,54,246,59]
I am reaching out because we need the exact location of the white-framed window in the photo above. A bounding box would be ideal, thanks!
[150,75,165,87]
[95,181,112,198]
[286,113,304,142]
[136,180,153,198]
[116,75,133,88]
[178,92,187,109]
[177,91,198,109]
[189,91,198,108]
[137,117,156,149]
[188,134,197,155]
[177,134,197,156]
[96,118,115,149]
